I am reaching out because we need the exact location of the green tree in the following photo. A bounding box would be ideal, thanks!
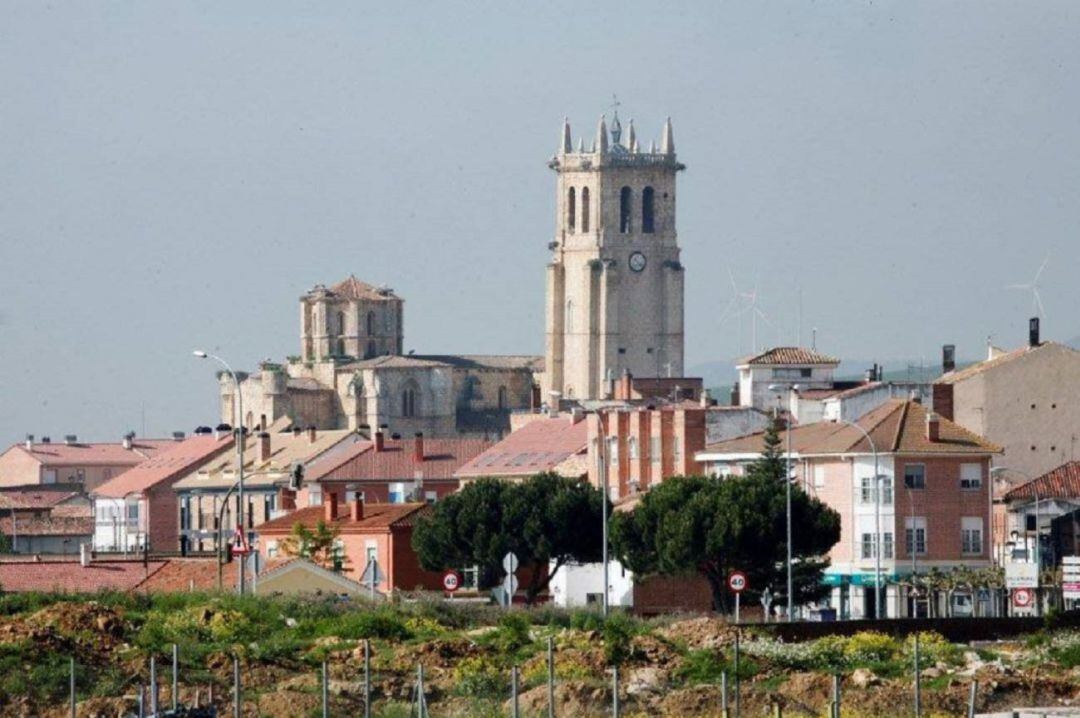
[411,473,607,604]
[280,519,346,571]
[610,474,841,613]
[746,415,786,483]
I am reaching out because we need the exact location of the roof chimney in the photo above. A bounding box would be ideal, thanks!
[172,431,186,442]
[374,431,385,452]
[1029,317,1041,347]
[307,425,317,444]
[293,426,302,437]
[79,542,91,568]
[324,491,339,522]
[64,434,77,446]
[24,434,33,450]
[570,407,585,425]
[258,432,272,463]
[942,344,956,373]
[926,412,940,442]
[413,433,425,463]
[42,436,51,444]
[122,432,134,450]
[350,496,364,521]
[213,424,230,442]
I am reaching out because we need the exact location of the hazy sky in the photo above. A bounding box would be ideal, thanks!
[3,2,1079,443]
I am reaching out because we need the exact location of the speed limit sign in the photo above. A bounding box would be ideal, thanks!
[1012,587,1033,608]
[442,570,461,593]
[728,571,748,594]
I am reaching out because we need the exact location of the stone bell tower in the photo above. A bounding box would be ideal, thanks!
[543,113,686,402]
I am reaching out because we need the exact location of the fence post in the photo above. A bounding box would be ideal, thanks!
[511,665,520,718]
[721,669,728,718]
[137,685,145,718]
[233,655,241,718]
[734,630,741,718]
[772,703,782,718]
[547,636,555,718]
[966,680,977,718]
[417,664,426,718]
[172,644,179,711]
[69,657,76,718]
[321,659,329,718]
[363,639,371,718]
[611,666,619,718]
[831,673,841,718]
[150,655,158,716]
[913,632,922,718]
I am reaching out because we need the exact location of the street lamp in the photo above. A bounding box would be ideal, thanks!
[833,418,884,620]
[194,349,248,594]
[991,466,1038,615]
[768,383,800,621]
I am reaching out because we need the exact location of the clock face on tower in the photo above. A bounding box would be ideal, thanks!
[629,251,647,272]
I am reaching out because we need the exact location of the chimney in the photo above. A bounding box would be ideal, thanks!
[212,425,230,442]
[942,345,956,373]
[1029,317,1041,347]
[42,436,51,444]
[570,407,586,425]
[258,432,272,463]
[350,496,364,521]
[24,434,33,450]
[172,431,185,442]
[413,433,425,463]
[324,491,339,522]
[307,425,317,444]
[374,431,385,452]
[122,432,133,450]
[64,434,77,446]
[926,412,940,442]
[79,543,91,568]
[700,389,712,408]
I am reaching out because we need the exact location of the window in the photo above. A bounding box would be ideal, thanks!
[642,186,655,233]
[365,340,377,359]
[402,386,418,418]
[961,517,983,554]
[497,386,508,410]
[960,463,982,489]
[335,338,345,356]
[905,517,927,555]
[581,187,590,232]
[424,490,437,504]
[308,485,323,507]
[628,437,638,460]
[771,367,813,380]
[389,483,406,503]
[366,311,376,336]
[861,475,893,504]
[345,489,365,502]
[76,468,86,483]
[267,540,279,558]
[904,464,926,489]
[565,299,574,333]
[336,311,345,335]
[650,436,661,461]
[567,187,576,232]
[619,186,632,233]
[860,532,895,559]
[607,437,619,465]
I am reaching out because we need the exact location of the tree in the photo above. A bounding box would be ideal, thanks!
[610,474,841,613]
[280,519,346,572]
[411,473,607,604]
[746,415,786,484]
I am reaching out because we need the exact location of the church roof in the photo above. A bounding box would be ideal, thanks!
[304,276,399,302]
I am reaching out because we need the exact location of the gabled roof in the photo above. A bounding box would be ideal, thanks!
[0,515,93,537]
[7,439,174,468]
[737,347,839,366]
[702,400,1000,456]
[1004,461,1080,502]
[0,487,84,511]
[936,341,1076,385]
[93,434,234,498]
[256,502,428,534]
[0,559,167,593]
[454,416,589,478]
[307,437,492,483]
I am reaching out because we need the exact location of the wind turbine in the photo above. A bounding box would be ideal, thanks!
[1006,256,1049,320]
[718,269,775,354]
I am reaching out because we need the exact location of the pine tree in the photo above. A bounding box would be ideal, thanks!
[746,415,787,483]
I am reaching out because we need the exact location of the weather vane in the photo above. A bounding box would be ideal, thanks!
[609,93,621,117]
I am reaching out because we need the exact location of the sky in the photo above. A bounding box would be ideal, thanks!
[2,2,1079,443]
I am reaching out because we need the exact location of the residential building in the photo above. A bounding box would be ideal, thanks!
[0,514,92,555]
[91,429,234,553]
[735,347,840,412]
[934,319,1080,479]
[543,115,685,401]
[0,434,173,490]
[171,427,360,554]
[298,432,491,506]
[255,494,441,594]
[217,276,542,439]
[454,413,589,484]
[697,399,999,619]
[1000,461,1080,568]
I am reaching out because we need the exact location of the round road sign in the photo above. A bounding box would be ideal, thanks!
[728,571,748,594]
[442,570,461,593]
[1012,588,1033,608]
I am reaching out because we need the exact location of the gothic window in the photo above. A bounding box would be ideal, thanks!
[364,340,377,359]
[336,311,346,335]
[497,386,508,409]
[566,299,574,333]
[336,338,345,356]
[401,381,420,418]
[619,186,632,233]
[642,186,655,233]
[567,187,576,233]
[581,187,590,232]
[366,311,376,336]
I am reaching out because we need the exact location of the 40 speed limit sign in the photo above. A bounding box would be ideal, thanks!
[728,571,748,593]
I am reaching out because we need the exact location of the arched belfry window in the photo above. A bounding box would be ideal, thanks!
[366,311,376,336]
[336,311,346,335]
[402,383,419,418]
[642,186,655,234]
[581,187,590,232]
[619,186,632,233]
[497,386,508,409]
[567,187,576,233]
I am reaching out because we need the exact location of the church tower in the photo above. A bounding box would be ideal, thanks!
[544,113,686,401]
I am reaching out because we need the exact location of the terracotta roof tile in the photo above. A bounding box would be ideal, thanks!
[1004,461,1080,501]
[329,276,399,301]
[307,437,492,483]
[257,502,428,534]
[93,434,234,498]
[454,417,589,478]
[738,347,839,366]
[5,439,174,470]
[0,515,93,537]
[132,557,293,593]
[0,488,83,511]
[0,560,166,593]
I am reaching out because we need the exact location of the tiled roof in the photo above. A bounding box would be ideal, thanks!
[1004,462,1080,501]
[132,557,292,593]
[93,434,234,498]
[0,488,83,511]
[412,355,544,371]
[8,439,174,468]
[342,356,455,370]
[0,515,93,537]
[307,437,493,483]
[455,417,589,478]
[0,559,166,593]
[703,400,1000,456]
[936,342,1075,385]
[738,347,840,366]
[257,502,428,534]
[330,276,399,301]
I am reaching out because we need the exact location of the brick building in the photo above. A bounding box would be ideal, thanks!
[0,434,172,491]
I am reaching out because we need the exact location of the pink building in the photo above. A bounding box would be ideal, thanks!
[698,400,1000,619]
[0,434,173,491]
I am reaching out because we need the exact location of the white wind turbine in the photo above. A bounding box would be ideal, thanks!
[1006,256,1049,320]
[717,269,776,354]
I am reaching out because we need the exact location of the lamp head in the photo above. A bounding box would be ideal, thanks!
[193,350,208,359]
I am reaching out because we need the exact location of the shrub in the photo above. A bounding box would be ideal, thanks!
[453,656,505,698]
[569,609,605,633]
[842,631,900,665]
[674,648,758,684]
[904,632,962,667]
[602,613,637,666]
[332,609,412,641]
[1046,631,1080,668]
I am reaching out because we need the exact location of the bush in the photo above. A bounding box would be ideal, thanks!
[453,656,506,698]
[904,632,962,667]
[569,609,605,633]
[332,609,412,641]
[842,631,901,665]
[1045,631,1080,668]
[674,648,758,684]
[602,613,637,666]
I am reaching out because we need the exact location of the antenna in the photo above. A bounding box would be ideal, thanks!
[1006,255,1049,319]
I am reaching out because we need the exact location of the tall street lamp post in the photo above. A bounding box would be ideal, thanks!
[834,419,883,620]
[194,350,247,595]
[768,384,801,621]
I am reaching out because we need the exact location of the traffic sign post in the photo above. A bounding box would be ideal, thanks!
[728,571,748,624]
[1063,557,1080,602]
[442,570,461,595]
[1012,588,1034,610]
[502,552,519,609]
